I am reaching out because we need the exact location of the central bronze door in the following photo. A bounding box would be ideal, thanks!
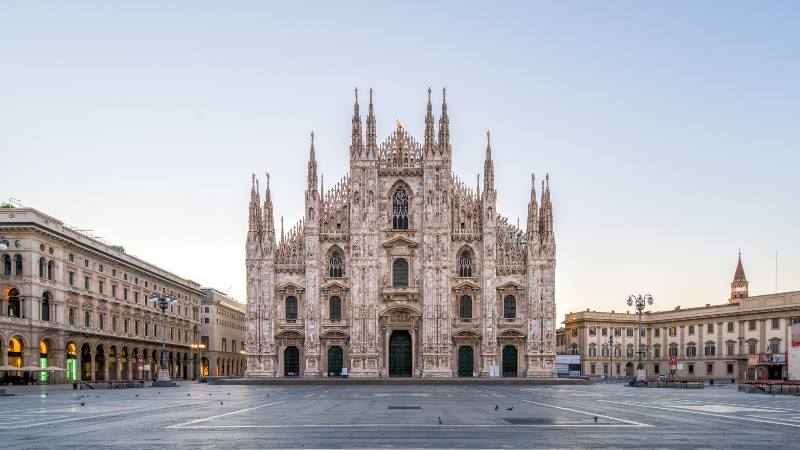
[502,345,518,377]
[458,346,474,377]
[389,331,412,377]
[328,346,343,376]
[284,346,300,376]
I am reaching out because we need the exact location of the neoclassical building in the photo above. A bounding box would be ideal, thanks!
[0,207,203,383]
[245,89,557,378]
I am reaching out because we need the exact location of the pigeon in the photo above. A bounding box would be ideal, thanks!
[80,402,85,406]
[227,392,230,395]
[187,393,191,396]
[135,394,139,397]
[220,401,223,405]
[438,417,442,425]
[594,416,598,423]
[209,393,212,396]
[506,407,514,411]
[494,405,499,411]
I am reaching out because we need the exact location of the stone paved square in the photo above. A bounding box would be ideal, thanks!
[1,383,799,448]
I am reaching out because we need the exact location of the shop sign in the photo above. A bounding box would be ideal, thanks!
[137,357,144,371]
[670,356,677,371]
[747,354,760,366]
[772,353,787,364]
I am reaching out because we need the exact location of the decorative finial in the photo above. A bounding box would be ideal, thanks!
[311,131,315,148]
[396,120,402,134]
[369,87,373,104]
[427,86,432,101]
[354,87,358,102]
[442,86,446,101]
[265,172,270,188]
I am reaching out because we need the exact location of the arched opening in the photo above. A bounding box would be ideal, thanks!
[502,345,518,377]
[201,357,209,377]
[131,348,140,380]
[14,254,22,275]
[327,346,343,377]
[503,295,517,319]
[108,346,117,380]
[458,346,474,377]
[41,292,51,322]
[81,344,92,381]
[458,249,473,277]
[38,258,46,278]
[392,186,410,229]
[8,337,23,374]
[2,254,10,275]
[285,296,298,321]
[625,362,634,378]
[47,260,54,280]
[459,295,472,320]
[389,330,412,377]
[284,346,300,376]
[392,259,409,287]
[39,340,50,383]
[328,248,344,277]
[7,287,21,318]
[94,345,105,381]
[65,342,78,381]
[120,347,129,380]
[329,296,342,321]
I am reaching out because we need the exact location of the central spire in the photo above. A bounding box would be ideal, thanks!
[350,87,363,158]
[307,131,318,192]
[424,87,435,156]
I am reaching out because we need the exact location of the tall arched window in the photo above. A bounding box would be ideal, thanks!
[503,295,516,319]
[329,296,341,321]
[2,255,10,276]
[459,295,472,319]
[41,291,51,322]
[458,249,473,277]
[285,296,298,321]
[14,255,22,275]
[47,260,54,281]
[328,248,344,278]
[392,259,409,287]
[392,187,409,229]
[39,258,46,279]
[8,287,21,318]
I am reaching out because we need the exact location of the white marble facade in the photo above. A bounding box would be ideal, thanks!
[245,89,556,378]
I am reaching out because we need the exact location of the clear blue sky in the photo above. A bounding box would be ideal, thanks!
[2,2,798,321]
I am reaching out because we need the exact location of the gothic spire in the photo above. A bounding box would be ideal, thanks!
[262,172,274,234]
[730,251,749,303]
[484,130,495,192]
[366,88,377,158]
[350,87,363,158]
[248,173,262,233]
[437,87,450,156]
[733,250,747,282]
[527,173,539,238]
[307,131,318,192]
[539,174,553,237]
[424,87,435,156]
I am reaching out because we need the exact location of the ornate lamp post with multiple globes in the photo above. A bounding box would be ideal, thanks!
[627,293,653,382]
[148,293,178,387]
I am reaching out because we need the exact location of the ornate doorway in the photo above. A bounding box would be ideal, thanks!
[389,331,412,377]
[502,345,518,377]
[328,346,343,376]
[284,346,300,376]
[458,346,473,377]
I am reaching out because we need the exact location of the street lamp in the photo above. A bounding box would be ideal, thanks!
[602,335,621,379]
[737,336,745,382]
[148,293,178,387]
[627,293,654,382]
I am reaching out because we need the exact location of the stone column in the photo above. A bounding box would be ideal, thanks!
[90,352,96,382]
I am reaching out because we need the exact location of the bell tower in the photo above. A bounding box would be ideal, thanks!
[729,251,749,304]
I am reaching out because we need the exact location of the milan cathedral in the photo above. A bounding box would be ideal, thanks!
[245,88,556,378]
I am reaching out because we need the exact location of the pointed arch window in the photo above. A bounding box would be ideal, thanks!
[392,187,409,229]
[328,248,344,278]
[458,249,473,277]
[392,258,409,287]
[41,291,51,322]
[285,296,298,321]
[459,295,472,320]
[2,255,10,275]
[503,295,516,319]
[329,296,342,321]
[14,255,22,275]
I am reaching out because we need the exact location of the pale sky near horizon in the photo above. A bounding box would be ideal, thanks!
[1,2,798,322]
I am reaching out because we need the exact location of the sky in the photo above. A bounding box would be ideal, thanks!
[1,1,798,323]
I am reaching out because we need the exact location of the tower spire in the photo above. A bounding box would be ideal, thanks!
[307,131,318,192]
[262,171,274,234]
[424,87,435,156]
[730,251,749,303]
[248,173,262,233]
[366,88,377,157]
[350,87,363,158]
[527,173,539,239]
[539,174,553,237]
[437,87,450,156]
[484,130,495,193]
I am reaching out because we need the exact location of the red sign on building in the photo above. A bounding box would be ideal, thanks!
[670,356,677,370]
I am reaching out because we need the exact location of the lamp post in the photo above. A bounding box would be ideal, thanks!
[737,336,745,382]
[627,293,653,382]
[603,335,621,379]
[148,293,178,387]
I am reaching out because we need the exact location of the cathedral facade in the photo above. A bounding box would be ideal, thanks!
[245,89,556,378]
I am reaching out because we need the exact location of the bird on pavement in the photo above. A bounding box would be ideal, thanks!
[494,405,499,411]
[438,417,442,425]
[506,407,514,411]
